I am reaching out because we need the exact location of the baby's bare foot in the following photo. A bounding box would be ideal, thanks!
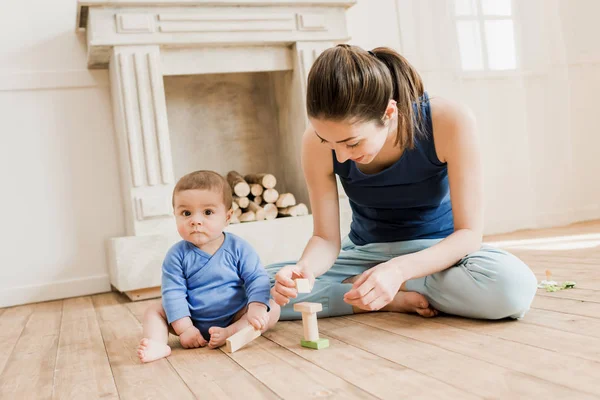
[208,325,241,349]
[137,338,171,363]
[383,291,438,317]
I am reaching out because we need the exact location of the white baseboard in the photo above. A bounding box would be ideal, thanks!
[484,204,600,235]
[0,275,111,308]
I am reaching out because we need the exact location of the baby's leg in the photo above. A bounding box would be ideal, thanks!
[208,300,281,349]
[137,302,172,363]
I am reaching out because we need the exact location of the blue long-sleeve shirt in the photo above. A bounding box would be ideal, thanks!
[161,233,270,338]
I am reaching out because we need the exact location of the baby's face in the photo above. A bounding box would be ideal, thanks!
[173,189,231,249]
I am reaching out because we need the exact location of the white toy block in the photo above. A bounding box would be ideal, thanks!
[295,278,311,293]
[293,302,322,314]
[224,325,260,353]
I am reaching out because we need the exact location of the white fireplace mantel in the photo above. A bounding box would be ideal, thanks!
[78,0,354,294]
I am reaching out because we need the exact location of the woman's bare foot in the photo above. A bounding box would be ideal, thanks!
[137,338,172,363]
[382,291,438,317]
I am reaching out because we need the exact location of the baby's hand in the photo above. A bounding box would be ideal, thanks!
[246,302,269,331]
[179,325,206,348]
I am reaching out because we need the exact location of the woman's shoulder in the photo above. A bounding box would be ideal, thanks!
[302,126,334,174]
[429,95,477,163]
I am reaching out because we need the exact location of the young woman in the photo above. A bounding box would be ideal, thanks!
[267,44,537,320]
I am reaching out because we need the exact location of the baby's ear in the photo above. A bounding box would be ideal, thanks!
[226,207,234,222]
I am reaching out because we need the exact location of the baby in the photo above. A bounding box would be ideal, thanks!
[137,170,280,363]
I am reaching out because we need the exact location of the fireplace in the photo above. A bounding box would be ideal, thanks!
[78,0,354,295]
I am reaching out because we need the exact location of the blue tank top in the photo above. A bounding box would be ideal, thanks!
[333,92,454,245]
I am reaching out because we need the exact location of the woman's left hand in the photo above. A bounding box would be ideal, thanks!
[343,260,405,311]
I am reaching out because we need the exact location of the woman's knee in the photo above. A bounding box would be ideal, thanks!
[471,249,538,319]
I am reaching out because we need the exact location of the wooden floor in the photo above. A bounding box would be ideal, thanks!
[1,221,600,399]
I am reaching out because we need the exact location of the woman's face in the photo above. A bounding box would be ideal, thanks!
[309,101,397,165]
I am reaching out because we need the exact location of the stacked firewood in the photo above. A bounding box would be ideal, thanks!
[227,171,309,224]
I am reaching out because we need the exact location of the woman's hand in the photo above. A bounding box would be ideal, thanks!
[270,263,315,306]
[343,260,405,311]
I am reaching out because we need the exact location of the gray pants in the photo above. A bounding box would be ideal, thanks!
[266,236,538,320]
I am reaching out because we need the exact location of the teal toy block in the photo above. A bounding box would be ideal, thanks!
[301,338,329,349]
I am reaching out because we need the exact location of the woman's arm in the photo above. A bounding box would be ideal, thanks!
[345,98,483,309]
[296,127,343,278]
[271,127,342,305]
[395,97,483,281]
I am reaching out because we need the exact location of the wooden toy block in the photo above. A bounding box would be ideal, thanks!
[301,338,330,349]
[294,278,311,293]
[293,302,322,314]
[301,311,319,341]
[224,325,261,353]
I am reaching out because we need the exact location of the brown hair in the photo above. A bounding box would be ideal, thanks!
[173,170,233,210]
[306,44,425,150]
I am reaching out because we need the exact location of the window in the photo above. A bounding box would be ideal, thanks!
[454,0,517,71]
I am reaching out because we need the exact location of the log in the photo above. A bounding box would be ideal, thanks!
[231,201,239,211]
[263,203,278,220]
[233,196,250,209]
[244,173,277,189]
[247,202,266,221]
[278,203,309,217]
[275,193,296,208]
[249,184,264,197]
[253,195,263,205]
[262,188,279,204]
[233,208,242,218]
[239,211,256,222]
[227,171,250,197]
[229,215,240,224]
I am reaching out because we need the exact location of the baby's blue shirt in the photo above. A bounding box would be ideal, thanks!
[161,233,270,339]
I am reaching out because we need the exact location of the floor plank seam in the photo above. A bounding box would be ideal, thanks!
[0,307,34,378]
[315,319,479,397]
[340,316,598,397]
[260,328,384,400]
[431,318,600,363]
[91,295,122,400]
[122,297,199,398]
[50,300,65,400]
[531,306,600,320]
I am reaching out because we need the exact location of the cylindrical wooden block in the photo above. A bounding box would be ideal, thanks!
[247,201,266,221]
[275,193,296,208]
[233,208,242,218]
[227,171,250,197]
[245,173,277,189]
[263,203,278,220]
[250,184,264,197]
[231,201,239,211]
[253,195,263,205]
[233,196,250,209]
[239,211,256,222]
[263,188,279,203]
[278,203,308,217]
[301,312,319,342]
[229,215,240,224]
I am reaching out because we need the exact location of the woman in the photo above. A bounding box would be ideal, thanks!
[267,44,537,320]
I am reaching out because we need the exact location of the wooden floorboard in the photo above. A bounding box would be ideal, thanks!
[0,220,598,399]
[52,297,118,400]
[126,300,280,400]
[346,313,600,397]
[0,301,62,399]
[91,293,195,400]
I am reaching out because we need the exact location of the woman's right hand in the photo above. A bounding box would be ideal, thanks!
[271,263,315,306]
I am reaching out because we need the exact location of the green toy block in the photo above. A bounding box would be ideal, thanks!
[301,338,329,349]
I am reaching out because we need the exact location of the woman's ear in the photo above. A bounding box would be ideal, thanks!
[383,99,397,121]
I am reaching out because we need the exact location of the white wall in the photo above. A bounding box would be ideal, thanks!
[0,0,598,307]
[393,0,600,234]
[0,0,124,307]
